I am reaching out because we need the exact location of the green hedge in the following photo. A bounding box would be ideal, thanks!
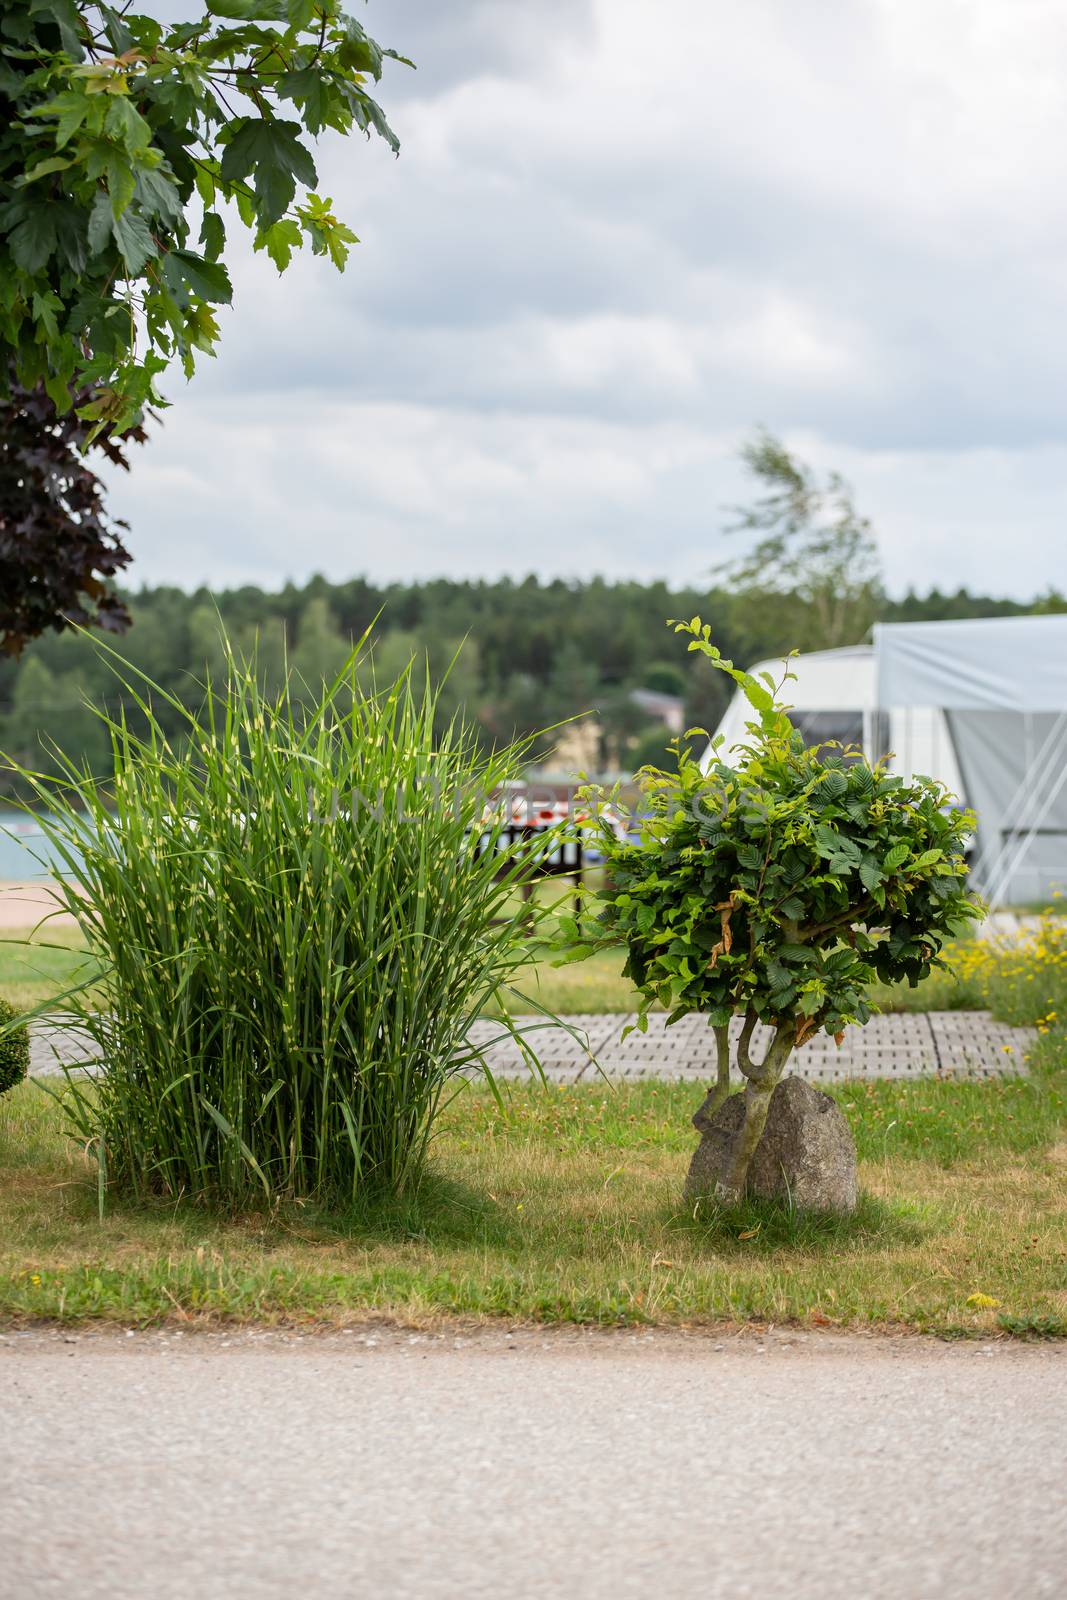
[0,998,30,1097]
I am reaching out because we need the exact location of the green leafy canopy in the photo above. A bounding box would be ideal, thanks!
[0,2,410,431]
[563,618,984,1043]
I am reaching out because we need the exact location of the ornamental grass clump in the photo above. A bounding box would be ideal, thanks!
[7,640,551,1207]
[565,618,983,1201]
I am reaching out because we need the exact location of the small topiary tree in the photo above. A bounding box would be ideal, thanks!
[563,618,983,1201]
[0,998,31,1097]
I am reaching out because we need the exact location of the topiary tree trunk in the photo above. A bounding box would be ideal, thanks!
[714,1013,794,1202]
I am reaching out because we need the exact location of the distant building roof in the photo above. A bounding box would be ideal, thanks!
[630,688,685,731]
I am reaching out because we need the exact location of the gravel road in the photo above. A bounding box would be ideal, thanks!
[2,1324,1064,1600]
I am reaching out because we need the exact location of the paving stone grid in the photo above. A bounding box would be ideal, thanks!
[30,1010,1035,1084]
[467,1011,1034,1083]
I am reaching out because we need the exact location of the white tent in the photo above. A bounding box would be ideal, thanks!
[702,616,1067,905]
[701,643,963,794]
[874,616,1067,906]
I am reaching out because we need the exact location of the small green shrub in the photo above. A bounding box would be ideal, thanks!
[4,637,554,1207]
[564,618,983,1198]
[0,998,30,1097]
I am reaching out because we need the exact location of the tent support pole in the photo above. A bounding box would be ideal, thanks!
[982,718,1067,907]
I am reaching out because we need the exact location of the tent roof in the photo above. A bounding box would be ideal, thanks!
[874,616,1067,712]
[702,645,873,774]
[700,641,962,794]
[745,644,875,712]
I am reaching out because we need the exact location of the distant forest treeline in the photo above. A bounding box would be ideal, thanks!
[0,573,1050,799]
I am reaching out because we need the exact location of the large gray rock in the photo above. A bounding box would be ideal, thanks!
[685,1074,858,1213]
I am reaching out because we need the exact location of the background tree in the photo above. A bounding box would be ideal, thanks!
[1,1,407,432]
[721,430,884,650]
[289,595,349,696]
[4,650,110,776]
[596,689,657,771]
[640,661,687,697]
[0,572,1042,803]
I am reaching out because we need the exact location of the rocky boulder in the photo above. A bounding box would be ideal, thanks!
[685,1074,858,1213]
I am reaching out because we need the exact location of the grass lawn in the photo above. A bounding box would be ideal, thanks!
[0,928,98,1011]
[0,901,1039,1021]
[494,944,991,1016]
[1,1038,1063,1337]
[3,906,1063,1339]
[0,934,988,1018]
[0,927,639,1015]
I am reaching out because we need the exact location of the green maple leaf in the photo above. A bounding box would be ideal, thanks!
[184,301,222,354]
[322,218,359,270]
[52,200,88,275]
[162,250,233,305]
[6,204,57,273]
[29,90,90,149]
[254,218,301,272]
[134,167,183,227]
[199,211,226,262]
[210,0,287,17]
[111,208,157,273]
[17,154,76,186]
[220,118,317,227]
[86,191,113,258]
[106,153,137,219]
[338,16,384,79]
[297,197,359,271]
[31,289,63,341]
[276,67,331,135]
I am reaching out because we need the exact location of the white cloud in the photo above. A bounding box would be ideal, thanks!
[106,397,1064,602]
[101,0,1067,599]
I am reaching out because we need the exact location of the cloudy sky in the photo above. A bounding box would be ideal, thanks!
[102,0,1067,597]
